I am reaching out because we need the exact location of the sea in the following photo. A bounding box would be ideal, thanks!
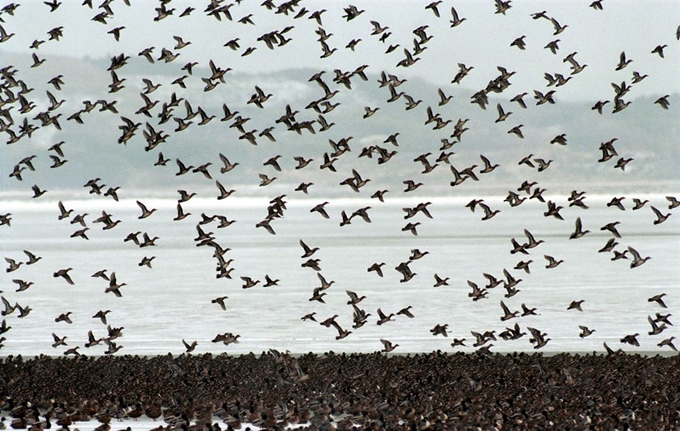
[0,192,678,358]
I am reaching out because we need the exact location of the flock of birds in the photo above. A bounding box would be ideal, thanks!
[0,0,679,359]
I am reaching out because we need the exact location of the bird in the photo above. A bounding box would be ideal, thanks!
[430,324,449,337]
[616,51,633,70]
[397,306,414,318]
[579,326,596,338]
[310,202,330,219]
[330,321,351,340]
[500,301,518,321]
[507,125,524,138]
[363,106,379,118]
[514,260,533,274]
[467,280,488,301]
[544,255,564,269]
[0,24,16,43]
[658,337,677,351]
[138,256,155,268]
[620,333,640,347]
[345,290,365,305]
[628,246,651,268]
[105,273,126,297]
[667,196,680,209]
[380,339,399,353]
[523,229,544,249]
[240,276,260,289]
[84,330,102,348]
[521,304,538,316]
[437,88,453,106]
[215,181,236,200]
[402,222,421,236]
[495,103,512,123]
[568,300,585,312]
[299,239,319,258]
[368,262,385,277]
[527,327,550,349]
[425,1,442,17]
[648,315,667,336]
[316,273,334,290]
[5,258,23,273]
[600,221,622,238]
[211,296,228,311]
[136,200,157,219]
[302,258,321,271]
[12,279,34,292]
[654,95,670,110]
[23,250,42,265]
[592,100,610,114]
[544,39,560,54]
[301,312,317,322]
[510,35,526,50]
[55,312,73,324]
[318,315,340,330]
[651,206,671,225]
[651,44,667,58]
[433,274,449,287]
[93,310,111,325]
[569,217,590,239]
[53,268,74,285]
[182,339,197,353]
[607,196,626,211]
[51,333,67,348]
[31,185,47,198]
[479,203,500,221]
[173,203,191,221]
[376,308,395,325]
[632,198,649,210]
[449,6,466,27]
[451,338,466,347]
[648,293,667,308]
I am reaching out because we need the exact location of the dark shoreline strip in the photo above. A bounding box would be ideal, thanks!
[1,351,679,430]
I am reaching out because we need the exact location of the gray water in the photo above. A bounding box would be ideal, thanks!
[1,193,678,357]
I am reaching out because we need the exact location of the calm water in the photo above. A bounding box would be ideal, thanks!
[0,193,678,356]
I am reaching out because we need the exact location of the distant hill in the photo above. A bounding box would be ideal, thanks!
[2,52,678,199]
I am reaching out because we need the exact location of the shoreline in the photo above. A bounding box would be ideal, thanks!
[2,351,679,429]
[1,349,679,359]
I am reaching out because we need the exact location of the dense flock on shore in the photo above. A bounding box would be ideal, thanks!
[1,351,680,430]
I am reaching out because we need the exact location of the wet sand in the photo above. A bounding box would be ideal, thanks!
[1,351,679,430]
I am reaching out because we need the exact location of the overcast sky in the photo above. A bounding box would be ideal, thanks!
[1,0,678,101]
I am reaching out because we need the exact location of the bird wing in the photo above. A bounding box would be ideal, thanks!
[450,6,459,21]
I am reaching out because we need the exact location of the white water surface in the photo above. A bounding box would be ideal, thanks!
[0,194,678,357]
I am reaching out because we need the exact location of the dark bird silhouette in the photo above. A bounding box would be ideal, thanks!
[616,51,633,70]
[570,217,590,239]
[449,6,466,27]
[368,262,385,277]
[648,293,667,308]
[651,206,671,225]
[53,268,74,285]
[651,44,667,58]
[136,200,157,219]
[568,300,585,312]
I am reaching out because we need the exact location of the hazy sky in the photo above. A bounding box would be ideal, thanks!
[1,0,678,101]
